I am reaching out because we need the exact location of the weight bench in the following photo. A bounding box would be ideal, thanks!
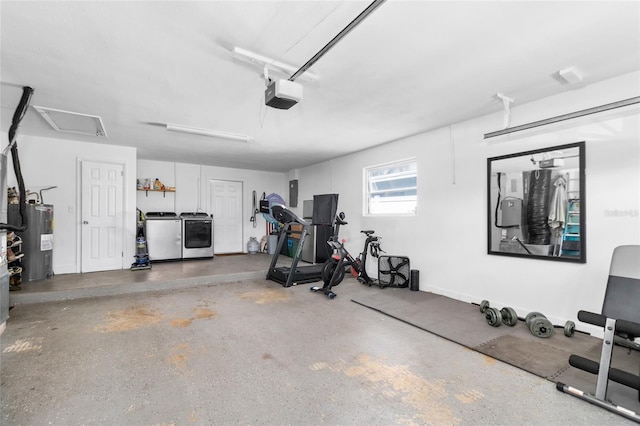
[557,245,640,422]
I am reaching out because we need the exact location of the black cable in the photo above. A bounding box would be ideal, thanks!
[513,237,533,255]
[7,89,31,145]
[1,86,34,232]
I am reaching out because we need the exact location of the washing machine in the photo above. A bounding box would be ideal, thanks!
[180,212,214,259]
[145,212,182,261]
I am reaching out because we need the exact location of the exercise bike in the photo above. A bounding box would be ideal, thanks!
[310,212,383,299]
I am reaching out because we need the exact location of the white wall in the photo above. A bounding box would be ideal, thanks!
[0,133,287,274]
[135,162,178,213]
[136,159,288,251]
[2,134,137,274]
[294,71,640,334]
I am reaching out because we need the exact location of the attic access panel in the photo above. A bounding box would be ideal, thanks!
[33,106,107,137]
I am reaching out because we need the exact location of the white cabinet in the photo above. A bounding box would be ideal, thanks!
[175,163,200,213]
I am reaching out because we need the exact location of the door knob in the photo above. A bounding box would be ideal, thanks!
[83,220,89,224]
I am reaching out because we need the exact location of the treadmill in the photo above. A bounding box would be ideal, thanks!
[266,204,325,287]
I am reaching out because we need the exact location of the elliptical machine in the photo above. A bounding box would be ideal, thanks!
[310,212,383,299]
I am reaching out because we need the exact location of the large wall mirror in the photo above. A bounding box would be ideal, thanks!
[487,141,586,263]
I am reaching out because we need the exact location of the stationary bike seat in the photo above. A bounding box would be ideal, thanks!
[361,230,375,236]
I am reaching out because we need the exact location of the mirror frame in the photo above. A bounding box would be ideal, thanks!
[487,141,586,263]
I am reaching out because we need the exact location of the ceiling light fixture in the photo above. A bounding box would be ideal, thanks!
[558,67,583,85]
[166,124,250,142]
[232,47,319,83]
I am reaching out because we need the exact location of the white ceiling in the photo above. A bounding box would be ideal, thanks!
[1,1,639,172]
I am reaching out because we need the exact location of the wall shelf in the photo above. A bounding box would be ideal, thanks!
[138,188,176,198]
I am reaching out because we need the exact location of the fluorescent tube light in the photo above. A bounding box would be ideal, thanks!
[166,124,250,142]
[232,46,319,83]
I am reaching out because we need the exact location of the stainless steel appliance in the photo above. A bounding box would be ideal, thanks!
[145,212,182,261]
[302,199,314,220]
[8,204,54,282]
[301,224,333,264]
[180,212,214,259]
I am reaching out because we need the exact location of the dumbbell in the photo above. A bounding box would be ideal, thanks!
[563,320,576,337]
[500,307,518,327]
[525,312,554,338]
[479,300,518,327]
[525,312,576,338]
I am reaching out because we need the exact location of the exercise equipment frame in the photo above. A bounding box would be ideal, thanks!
[556,310,640,423]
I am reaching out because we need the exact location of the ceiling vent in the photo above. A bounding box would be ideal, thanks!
[33,106,107,137]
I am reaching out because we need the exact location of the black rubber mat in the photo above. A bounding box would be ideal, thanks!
[475,334,580,378]
[352,289,600,373]
[352,289,640,413]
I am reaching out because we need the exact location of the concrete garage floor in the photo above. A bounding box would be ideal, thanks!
[1,255,634,425]
[7,254,283,305]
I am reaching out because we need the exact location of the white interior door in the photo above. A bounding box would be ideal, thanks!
[81,161,124,272]
[209,179,242,253]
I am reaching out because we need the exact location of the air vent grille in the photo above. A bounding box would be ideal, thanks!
[33,106,107,137]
